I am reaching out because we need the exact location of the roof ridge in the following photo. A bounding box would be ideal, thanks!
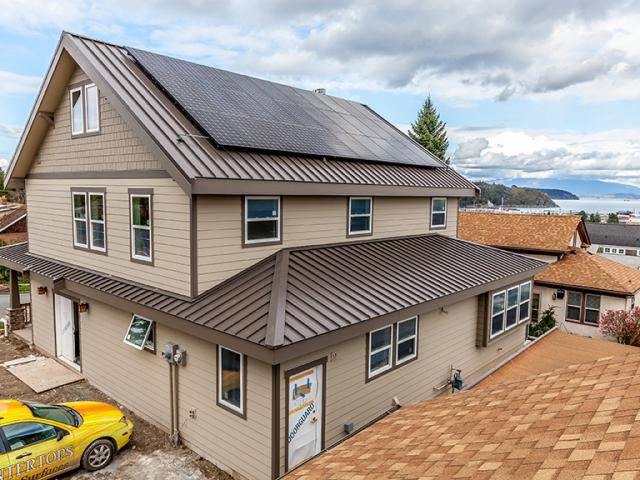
[588,250,640,291]
[63,31,125,50]
[264,249,290,348]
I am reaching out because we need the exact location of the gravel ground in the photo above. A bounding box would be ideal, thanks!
[0,334,232,480]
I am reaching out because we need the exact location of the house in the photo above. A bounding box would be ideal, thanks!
[459,211,640,337]
[0,204,27,245]
[285,347,640,479]
[0,32,545,480]
[586,222,640,269]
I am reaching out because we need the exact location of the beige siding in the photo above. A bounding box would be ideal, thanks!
[30,66,161,174]
[79,297,272,480]
[197,196,459,292]
[30,279,55,355]
[278,295,526,475]
[26,177,192,296]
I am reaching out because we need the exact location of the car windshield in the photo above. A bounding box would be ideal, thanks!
[24,402,80,427]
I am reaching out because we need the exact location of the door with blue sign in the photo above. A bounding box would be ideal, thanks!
[287,363,323,469]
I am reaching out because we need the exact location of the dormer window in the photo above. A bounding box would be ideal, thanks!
[70,83,100,136]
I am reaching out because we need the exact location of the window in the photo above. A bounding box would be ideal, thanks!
[244,197,280,244]
[123,315,155,351]
[218,346,244,415]
[431,198,447,228]
[2,422,60,451]
[585,295,601,325]
[531,293,541,322]
[519,281,531,323]
[89,193,105,251]
[491,291,506,337]
[506,286,519,329]
[567,291,582,322]
[396,317,418,364]
[73,192,88,248]
[70,83,99,135]
[368,325,393,378]
[131,193,152,262]
[24,402,79,427]
[348,197,372,235]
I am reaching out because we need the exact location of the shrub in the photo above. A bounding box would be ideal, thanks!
[599,308,640,345]
[529,307,556,337]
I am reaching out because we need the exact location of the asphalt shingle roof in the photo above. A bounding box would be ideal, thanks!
[587,223,640,249]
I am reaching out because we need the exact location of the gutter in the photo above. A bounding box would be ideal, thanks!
[463,326,558,390]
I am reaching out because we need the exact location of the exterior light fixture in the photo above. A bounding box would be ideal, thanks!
[78,303,90,313]
[37,286,48,295]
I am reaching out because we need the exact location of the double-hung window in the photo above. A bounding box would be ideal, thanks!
[244,197,281,245]
[506,286,519,329]
[218,346,245,416]
[566,292,582,322]
[72,190,106,252]
[348,197,372,235]
[584,294,601,325]
[368,325,393,378]
[70,83,99,136]
[519,282,531,323]
[491,291,506,337]
[396,317,418,364]
[368,316,419,380]
[130,193,152,262]
[123,315,155,352]
[431,198,447,228]
[490,281,533,339]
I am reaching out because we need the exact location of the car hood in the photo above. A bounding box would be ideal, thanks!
[61,401,124,425]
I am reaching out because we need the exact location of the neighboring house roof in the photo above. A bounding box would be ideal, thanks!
[477,329,637,387]
[0,233,28,245]
[0,236,544,363]
[287,352,640,479]
[6,33,477,197]
[458,211,589,253]
[535,248,640,295]
[0,205,26,233]
[586,222,640,249]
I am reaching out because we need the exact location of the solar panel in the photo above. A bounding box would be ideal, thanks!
[127,47,443,168]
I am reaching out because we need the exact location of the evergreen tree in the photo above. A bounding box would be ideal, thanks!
[578,210,588,222]
[589,213,602,223]
[409,96,450,164]
[607,213,620,224]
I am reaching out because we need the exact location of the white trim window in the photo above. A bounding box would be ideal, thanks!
[566,291,582,322]
[123,315,154,351]
[396,317,418,364]
[130,194,152,262]
[431,198,447,228]
[89,193,105,251]
[490,290,506,338]
[218,346,244,414]
[506,286,519,329]
[245,196,280,244]
[348,197,372,235]
[70,83,99,135]
[368,325,393,378]
[519,281,531,323]
[585,294,601,325]
[72,192,88,248]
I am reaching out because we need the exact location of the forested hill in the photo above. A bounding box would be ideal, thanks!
[537,188,579,200]
[461,182,558,208]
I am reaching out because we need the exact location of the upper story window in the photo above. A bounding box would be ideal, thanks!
[217,346,245,417]
[130,192,153,263]
[430,198,447,229]
[490,281,532,339]
[244,196,281,245]
[367,316,419,381]
[348,197,372,235]
[70,83,99,136]
[72,190,106,253]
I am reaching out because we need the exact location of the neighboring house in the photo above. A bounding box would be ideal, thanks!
[0,204,27,245]
[586,222,640,269]
[459,211,640,338]
[0,32,545,480]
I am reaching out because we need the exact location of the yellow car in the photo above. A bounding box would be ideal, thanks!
[0,400,133,479]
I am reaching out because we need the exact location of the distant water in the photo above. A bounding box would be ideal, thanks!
[521,198,640,215]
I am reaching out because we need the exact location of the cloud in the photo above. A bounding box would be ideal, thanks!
[0,124,22,139]
[451,128,640,185]
[0,71,41,95]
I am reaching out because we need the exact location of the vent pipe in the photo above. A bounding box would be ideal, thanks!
[313,88,326,95]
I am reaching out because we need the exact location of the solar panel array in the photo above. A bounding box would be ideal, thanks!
[127,47,442,168]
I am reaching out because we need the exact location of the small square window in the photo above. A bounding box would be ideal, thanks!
[245,197,280,244]
[431,198,447,228]
[123,315,154,351]
[348,197,372,235]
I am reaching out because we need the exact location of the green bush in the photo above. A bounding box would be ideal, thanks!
[529,307,556,337]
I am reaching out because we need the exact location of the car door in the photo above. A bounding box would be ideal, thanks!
[0,435,9,480]
[1,421,76,479]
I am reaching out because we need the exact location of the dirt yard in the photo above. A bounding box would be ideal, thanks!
[0,334,232,480]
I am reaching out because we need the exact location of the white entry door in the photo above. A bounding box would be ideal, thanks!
[287,363,323,469]
[55,295,80,370]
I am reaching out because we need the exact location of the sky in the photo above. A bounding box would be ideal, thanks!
[0,0,639,186]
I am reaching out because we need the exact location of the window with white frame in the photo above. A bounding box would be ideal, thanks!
[123,315,155,352]
[244,197,280,244]
[70,83,99,136]
[368,325,392,378]
[130,194,152,262]
[89,193,105,251]
[73,191,105,252]
[506,286,519,329]
[490,291,506,337]
[519,282,531,323]
[584,294,601,325]
[218,347,244,415]
[348,197,372,235]
[72,192,88,248]
[431,198,447,228]
[396,317,418,364]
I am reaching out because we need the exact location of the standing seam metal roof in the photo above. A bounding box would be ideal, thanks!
[0,236,544,349]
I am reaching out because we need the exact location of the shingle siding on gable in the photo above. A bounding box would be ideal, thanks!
[30,66,162,175]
